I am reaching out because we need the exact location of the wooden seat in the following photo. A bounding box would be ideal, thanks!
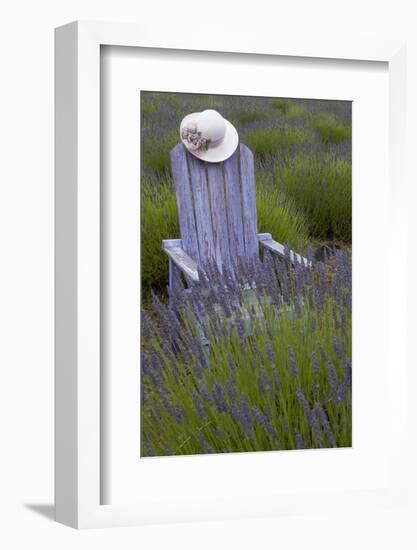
[163,142,310,298]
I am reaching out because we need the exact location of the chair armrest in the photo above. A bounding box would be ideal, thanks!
[258,233,312,268]
[162,239,199,283]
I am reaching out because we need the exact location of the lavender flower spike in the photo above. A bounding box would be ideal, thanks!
[192,388,207,421]
[253,406,277,439]
[296,389,324,447]
[312,351,320,377]
[239,395,255,442]
[288,345,298,379]
[314,403,337,448]
[212,382,228,414]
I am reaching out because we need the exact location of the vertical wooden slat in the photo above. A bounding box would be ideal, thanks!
[223,149,245,264]
[187,153,216,265]
[170,143,200,263]
[206,162,230,271]
[168,259,182,300]
[170,143,259,273]
[239,144,258,261]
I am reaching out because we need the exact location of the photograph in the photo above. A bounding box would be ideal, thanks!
[140,91,352,457]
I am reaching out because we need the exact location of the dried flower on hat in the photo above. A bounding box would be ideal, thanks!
[181,127,210,152]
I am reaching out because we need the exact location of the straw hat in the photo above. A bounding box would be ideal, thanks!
[180,109,239,163]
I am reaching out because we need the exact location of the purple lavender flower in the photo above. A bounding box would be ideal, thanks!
[257,376,265,395]
[294,428,304,449]
[319,343,330,363]
[296,389,324,447]
[333,307,340,331]
[332,335,344,361]
[341,310,347,334]
[288,345,298,379]
[236,317,246,340]
[227,355,237,377]
[338,358,352,401]
[261,366,273,396]
[239,395,254,442]
[212,382,228,413]
[253,406,277,438]
[314,403,337,447]
[173,406,183,423]
[226,375,237,403]
[158,387,178,421]
[327,359,340,404]
[230,401,240,424]
[294,294,302,319]
[266,342,275,363]
[312,351,320,376]
[314,286,324,312]
[272,365,282,392]
[197,433,214,454]
[143,441,155,456]
[192,388,207,421]
[199,378,211,404]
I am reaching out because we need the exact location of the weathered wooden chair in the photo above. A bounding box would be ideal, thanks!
[163,142,309,299]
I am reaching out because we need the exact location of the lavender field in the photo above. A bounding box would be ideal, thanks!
[140,92,352,457]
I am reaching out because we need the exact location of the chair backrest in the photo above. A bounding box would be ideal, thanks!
[170,143,258,272]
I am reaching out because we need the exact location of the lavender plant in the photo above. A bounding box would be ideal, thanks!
[141,248,352,456]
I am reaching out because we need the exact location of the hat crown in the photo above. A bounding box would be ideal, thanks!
[180,108,238,162]
[197,109,225,143]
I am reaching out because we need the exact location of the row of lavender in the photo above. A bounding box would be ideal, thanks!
[141,247,352,456]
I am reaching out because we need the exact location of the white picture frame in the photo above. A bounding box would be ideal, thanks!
[55,20,407,529]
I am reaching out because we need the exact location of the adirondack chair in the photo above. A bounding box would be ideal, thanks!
[163,142,309,301]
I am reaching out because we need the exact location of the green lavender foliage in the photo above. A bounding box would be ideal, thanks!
[275,154,352,240]
[244,126,313,156]
[311,113,352,145]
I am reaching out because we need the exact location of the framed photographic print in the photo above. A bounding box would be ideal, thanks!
[138,89,353,460]
[55,21,408,528]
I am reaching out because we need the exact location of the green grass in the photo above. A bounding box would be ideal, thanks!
[285,103,308,120]
[142,130,179,173]
[233,109,269,125]
[141,174,179,293]
[311,113,351,145]
[244,127,313,157]
[276,154,352,241]
[256,172,309,248]
[270,98,291,114]
[141,101,158,120]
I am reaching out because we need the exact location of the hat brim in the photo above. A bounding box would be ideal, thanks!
[180,112,239,163]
